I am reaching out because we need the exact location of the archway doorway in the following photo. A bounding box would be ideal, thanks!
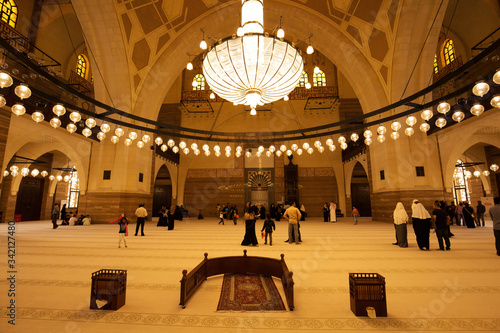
[14,177,45,221]
[350,162,371,217]
[153,165,172,217]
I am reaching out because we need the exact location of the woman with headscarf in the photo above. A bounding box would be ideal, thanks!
[330,201,337,223]
[463,201,476,228]
[241,208,258,246]
[411,199,432,250]
[393,202,408,247]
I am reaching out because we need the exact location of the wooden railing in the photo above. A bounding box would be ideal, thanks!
[180,250,294,310]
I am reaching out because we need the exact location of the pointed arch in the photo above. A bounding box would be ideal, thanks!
[442,39,456,65]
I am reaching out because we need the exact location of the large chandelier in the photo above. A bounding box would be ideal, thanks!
[202,0,304,113]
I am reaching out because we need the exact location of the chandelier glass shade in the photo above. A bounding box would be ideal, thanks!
[202,0,304,109]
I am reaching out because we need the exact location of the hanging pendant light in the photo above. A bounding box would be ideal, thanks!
[291,143,298,151]
[406,116,417,127]
[363,130,373,138]
[48,175,55,181]
[167,139,175,148]
[97,132,106,141]
[100,123,111,133]
[404,127,414,136]
[435,117,447,128]
[20,167,30,177]
[437,101,450,114]
[472,81,489,97]
[69,111,81,123]
[297,148,303,155]
[0,94,5,107]
[390,131,399,140]
[142,134,151,143]
[115,127,125,137]
[31,169,39,177]
[82,127,92,137]
[493,68,500,84]
[340,142,348,150]
[41,170,48,177]
[420,122,430,132]
[0,71,13,87]
[66,123,77,133]
[377,134,386,143]
[350,133,359,142]
[172,146,179,153]
[490,164,499,172]
[483,170,490,176]
[31,111,44,123]
[377,125,386,135]
[329,145,336,151]
[364,138,372,145]
[269,145,276,153]
[11,103,26,116]
[85,117,96,128]
[205,150,212,156]
[160,144,168,152]
[128,131,138,140]
[124,138,132,146]
[110,135,119,144]
[470,103,484,116]
[302,142,310,150]
[155,137,163,146]
[452,110,465,122]
[49,117,61,129]
[421,109,433,121]
[14,83,31,99]
[56,175,63,181]
[390,121,401,131]
[491,95,500,109]
[52,104,66,116]
[137,140,145,148]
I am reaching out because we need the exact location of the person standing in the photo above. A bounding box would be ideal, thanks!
[284,202,302,244]
[463,202,475,228]
[411,199,431,250]
[329,201,337,223]
[300,204,306,221]
[432,201,451,251]
[135,203,148,236]
[393,202,408,247]
[476,201,486,227]
[241,208,258,246]
[323,202,329,222]
[456,202,464,226]
[118,215,128,248]
[216,203,221,218]
[51,203,60,229]
[489,197,500,256]
[219,210,224,225]
[352,206,360,225]
[60,204,67,225]
[261,214,276,245]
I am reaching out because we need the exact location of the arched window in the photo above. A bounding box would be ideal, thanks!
[0,0,17,28]
[443,39,456,65]
[67,168,80,209]
[453,160,469,204]
[433,54,439,74]
[313,69,326,87]
[192,74,205,90]
[76,54,88,79]
[297,71,308,87]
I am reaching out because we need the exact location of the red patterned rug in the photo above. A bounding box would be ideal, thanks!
[217,273,286,311]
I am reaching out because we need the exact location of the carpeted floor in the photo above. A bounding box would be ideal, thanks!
[1,217,499,332]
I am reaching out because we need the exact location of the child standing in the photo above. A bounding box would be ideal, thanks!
[218,210,224,225]
[261,214,276,245]
[118,216,128,248]
[352,207,360,225]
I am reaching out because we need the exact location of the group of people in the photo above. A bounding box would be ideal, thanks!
[51,203,91,229]
[217,203,239,225]
[322,202,338,222]
[392,198,498,252]
[241,201,303,246]
[157,205,179,230]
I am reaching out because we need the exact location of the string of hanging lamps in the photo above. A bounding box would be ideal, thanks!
[0,33,499,157]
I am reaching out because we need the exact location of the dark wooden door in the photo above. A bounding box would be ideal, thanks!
[14,177,45,221]
[351,183,372,217]
[153,185,172,217]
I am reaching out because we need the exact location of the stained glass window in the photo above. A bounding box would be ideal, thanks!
[76,54,87,78]
[0,0,18,28]
[67,168,80,209]
[297,71,308,87]
[433,54,439,73]
[443,39,456,65]
[192,74,205,90]
[453,160,469,204]
[313,69,326,87]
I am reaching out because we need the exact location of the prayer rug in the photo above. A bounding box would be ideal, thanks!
[217,273,286,311]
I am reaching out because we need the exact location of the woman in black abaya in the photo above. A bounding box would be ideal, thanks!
[411,199,432,250]
[241,208,258,246]
[463,202,476,228]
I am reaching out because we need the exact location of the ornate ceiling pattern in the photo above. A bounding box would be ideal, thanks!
[113,0,401,98]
